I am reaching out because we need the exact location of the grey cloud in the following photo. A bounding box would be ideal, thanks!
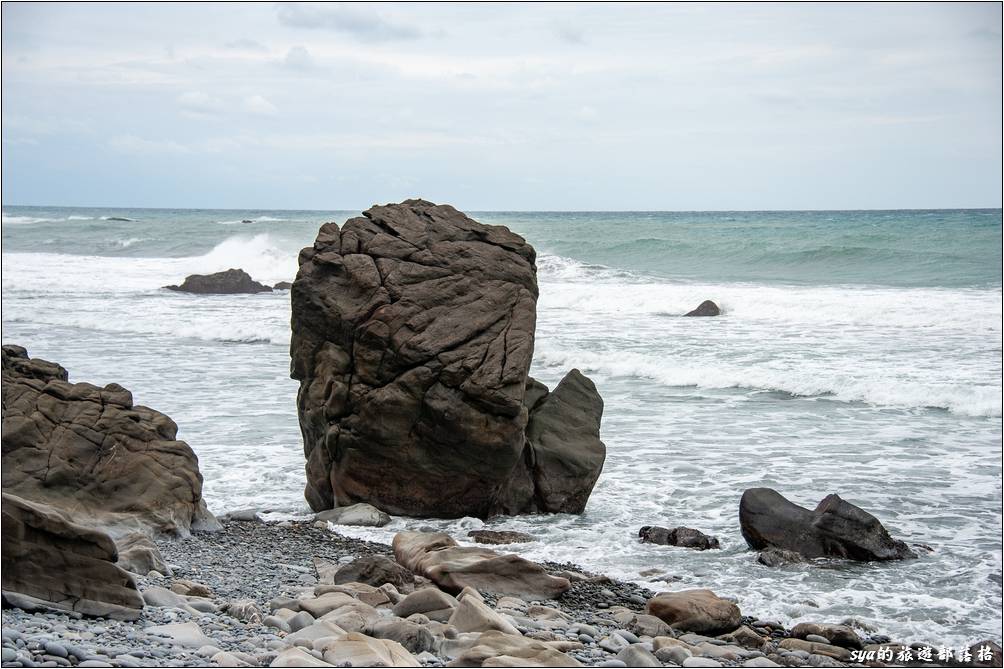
[276,3,420,40]
[283,45,315,71]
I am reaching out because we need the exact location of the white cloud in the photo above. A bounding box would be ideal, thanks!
[283,45,315,71]
[276,3,421,41]
[177,91,226,119]
[243,94,277,116]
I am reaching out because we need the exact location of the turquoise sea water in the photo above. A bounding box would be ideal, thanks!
[2,205,1001,647]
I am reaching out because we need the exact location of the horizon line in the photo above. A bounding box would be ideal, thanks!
[4,203,1003,215]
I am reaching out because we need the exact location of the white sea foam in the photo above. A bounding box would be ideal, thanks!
[2,213,49,225]
[115,237,144,248]
[67,215,94,220]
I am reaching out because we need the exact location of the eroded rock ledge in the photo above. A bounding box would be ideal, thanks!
[290,199,605,518]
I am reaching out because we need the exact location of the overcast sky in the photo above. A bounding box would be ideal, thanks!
[2,2,1001,210]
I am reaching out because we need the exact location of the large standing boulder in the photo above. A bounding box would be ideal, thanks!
[739,488,916,561]
[1,345,218,539]
[1,493,144,619]
[165,268,272,294]
[392,531,570,600]
[289,199,604,517]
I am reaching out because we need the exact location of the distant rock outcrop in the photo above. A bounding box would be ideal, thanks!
[1,493,144,619]
[165,268,272,294]
[290,199,605,518]
[739,488,916,561]
[1,344,218,539]
[684,300,720,317]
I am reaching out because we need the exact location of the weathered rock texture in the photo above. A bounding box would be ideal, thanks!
[290,199,605,517]
[1,344,217,539]
[392,531,570,600]
[1,493,144,619]
[739,488,916,561]
[646,589,741,635]
[165,268,272,294]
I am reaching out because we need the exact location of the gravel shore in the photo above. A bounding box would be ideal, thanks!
[2,520,1000,668]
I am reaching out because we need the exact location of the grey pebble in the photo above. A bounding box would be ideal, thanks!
[804,634,829,644]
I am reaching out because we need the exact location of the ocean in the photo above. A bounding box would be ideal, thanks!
[1,205,1001,647]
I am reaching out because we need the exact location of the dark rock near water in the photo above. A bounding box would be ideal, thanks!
[165,268,272,294]
[289,199,604,518]
[1,493,144,620]
[273,281,293,290]
[468,530,536,545]
[684,300,720,317]
[739,488,916,561]
[1,345,218,539]
[756,547,804,567]
[639,526,720,550]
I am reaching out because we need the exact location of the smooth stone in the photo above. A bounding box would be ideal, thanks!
[597,661,627,668]
[683,658,724,668]
[743,659,782,668]
[616,645,661,667]
[805,634,830,644]
[615,630,640,644]
[656,646,693,665]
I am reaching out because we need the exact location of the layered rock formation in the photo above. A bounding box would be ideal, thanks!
[1,493,144,620]
[290,199,605,517]
[165,268,272,294]
[739,488,916,561]
[393,531,571,600]
[1,345,217,539]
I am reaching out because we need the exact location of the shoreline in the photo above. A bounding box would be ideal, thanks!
[3,519,999,668]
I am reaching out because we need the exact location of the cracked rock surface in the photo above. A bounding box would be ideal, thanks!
[1,344,217,540]
[290,199,605,518]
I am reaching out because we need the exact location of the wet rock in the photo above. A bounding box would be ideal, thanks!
[0,494,143,620]
[639,526,721,550]
[393,531,570,600]
[756,548,804,567]
[164,268,272,294]
[739,488,916,561]
[467,530,536,545]
[646,589,741,635]
[684,300,720,317]
[314,503,391,527]
[290,199,604,518]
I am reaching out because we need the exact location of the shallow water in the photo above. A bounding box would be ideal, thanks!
[2,205,1001,647]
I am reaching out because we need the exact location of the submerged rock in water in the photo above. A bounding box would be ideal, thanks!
[1,345,218,539]
[739,488,917,561]
[684,300,720,317]
[467,529,536,545]
[1,493,144,619]
[165,268,272,294]
[290,199,604,518]
[639,525,721,550]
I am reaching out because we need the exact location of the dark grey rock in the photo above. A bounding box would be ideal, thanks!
[164,269,272,294]
[739,488,916,561]
[684,300,721,317]
[639,526,721,550]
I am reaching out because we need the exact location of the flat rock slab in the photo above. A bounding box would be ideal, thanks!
[145,622,215,648]
[393,531,570,600]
